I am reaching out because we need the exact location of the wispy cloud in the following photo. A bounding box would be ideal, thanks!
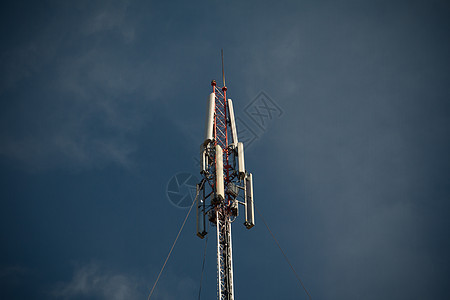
[52,263,143,300]
[52,262,197,300]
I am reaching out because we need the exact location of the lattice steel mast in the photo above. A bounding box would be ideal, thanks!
[197,54,255,300]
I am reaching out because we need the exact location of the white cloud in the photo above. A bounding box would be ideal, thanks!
[52,263,143,300]
[52,262,197,300]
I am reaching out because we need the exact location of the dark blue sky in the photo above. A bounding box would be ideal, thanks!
[1,0,449,299]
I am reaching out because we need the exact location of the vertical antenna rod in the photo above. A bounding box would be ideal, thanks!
[221,49,226,87]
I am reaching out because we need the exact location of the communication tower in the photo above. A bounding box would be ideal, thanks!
[196,54,255,300]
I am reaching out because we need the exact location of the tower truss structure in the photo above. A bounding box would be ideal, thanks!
[197,79,255,300]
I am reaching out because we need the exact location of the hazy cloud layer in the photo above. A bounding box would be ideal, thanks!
[52,263,143,300]
[52,262,197,300]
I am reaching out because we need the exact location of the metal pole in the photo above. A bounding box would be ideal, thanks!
[216,208,234,300]
[216,210,222,299]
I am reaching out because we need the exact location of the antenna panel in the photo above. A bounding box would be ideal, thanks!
[215,145,224,201]
[244,173,254,229]
[228,99,238,147]
[237,142,246,179]
[204,93,215,145]
[200,144,207,174]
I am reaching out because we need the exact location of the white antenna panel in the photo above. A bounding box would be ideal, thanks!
[228,99,238,147]
[204,93,215,145]
[200,144,207,174]
[215,145,224,200]
[237,142,245,179]
[244,173,254,229]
